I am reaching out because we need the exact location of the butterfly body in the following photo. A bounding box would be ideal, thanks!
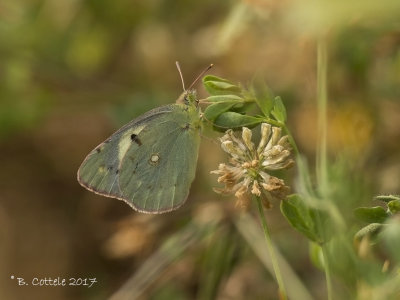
[77,90,201,213]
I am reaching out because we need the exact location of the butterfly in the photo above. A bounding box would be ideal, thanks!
[77,63,212,213]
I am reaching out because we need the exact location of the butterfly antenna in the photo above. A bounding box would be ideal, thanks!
[176,61,186,92]
[187,63,213,91]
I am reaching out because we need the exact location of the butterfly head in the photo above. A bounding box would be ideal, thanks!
[175,62,212,107]
[176,89,198,107]
[184,89,198,105]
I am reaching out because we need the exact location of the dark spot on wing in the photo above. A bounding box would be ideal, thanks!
[96,148,101,153]
[183,123,190,130]
[107,166,113,171]
[133,162,139,174]
[116,169,119,174]
[130,134,142,146]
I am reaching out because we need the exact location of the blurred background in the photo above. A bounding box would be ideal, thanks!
[0,0,399,299]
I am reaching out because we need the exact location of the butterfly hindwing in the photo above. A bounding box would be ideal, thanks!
[118,110,200,212]
[77,103,201,213]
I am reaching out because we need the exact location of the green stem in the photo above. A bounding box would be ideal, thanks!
[321,244,333,300]
[317,37,328,193]
[255,196,287,300]
[317,37,333,300]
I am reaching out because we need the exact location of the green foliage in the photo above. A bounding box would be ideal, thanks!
[388,200,400,214]
[249,77,274,117]
[202,75,242,95]
[270,96,287,124]
[202,75,289,130]
[206,95,244,102]
[280,194,331,244]
[213,112,263,129]
[204,101,242,121]
[354,206,389,224]
[354,223,384,242]
[354,195,400,256]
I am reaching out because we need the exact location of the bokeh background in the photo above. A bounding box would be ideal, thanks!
[1,0,399,299]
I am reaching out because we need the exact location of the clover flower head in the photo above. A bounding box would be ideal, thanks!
[211,123,294,209]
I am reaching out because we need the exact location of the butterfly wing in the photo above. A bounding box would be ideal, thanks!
[77,104,201,213]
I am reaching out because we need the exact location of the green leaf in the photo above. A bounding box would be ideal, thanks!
[204,101,239,121]
[205,95,244,102]
[229,102,253,114]
[388,200,400,214]
[202,75,241,95]
[213,112,262,129]
[271,96,287,123]
[354,206,389,224]
[280,194,329,244]
[250,78,274,117]
[354,223,384,242]
[375,195,400,203]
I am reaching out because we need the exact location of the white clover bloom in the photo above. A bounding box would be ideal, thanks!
[211,123,294,209]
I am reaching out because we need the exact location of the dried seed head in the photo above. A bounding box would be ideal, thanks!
[211,123,294,207]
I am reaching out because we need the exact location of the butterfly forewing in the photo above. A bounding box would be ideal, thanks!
[78,105,177,199]
[77,103,201,213]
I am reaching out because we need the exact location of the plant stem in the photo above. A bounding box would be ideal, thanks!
[317,36,333,300]
[321,244,333,300]
[317,37,328,193]
[255,196,287,300]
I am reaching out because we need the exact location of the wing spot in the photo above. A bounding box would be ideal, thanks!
[149,154,160,165]
[130,134,142,146]
[116,169,119,174]
[107,166,113,171]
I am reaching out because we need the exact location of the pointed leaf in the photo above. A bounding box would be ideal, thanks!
[202,75,241,95]
[250,78,274,117]
[280,194,328,244]
[271,96,287,123]
[375,195,400,203]
[205,95,244,103]
[213,112,262,129]
[204,101,239,121]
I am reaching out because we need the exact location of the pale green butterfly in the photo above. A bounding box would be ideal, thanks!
[77,63,212,213]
